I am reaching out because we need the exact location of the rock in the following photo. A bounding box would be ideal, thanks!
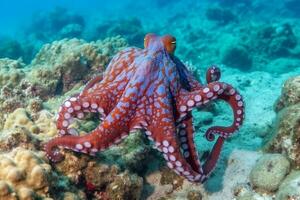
[222,44,252,70]
[250,154,290,192]
[276,170,300,200]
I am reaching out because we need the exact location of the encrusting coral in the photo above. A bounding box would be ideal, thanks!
[0,36,127,131]
[30,37,127,94]
[266,75,300,168]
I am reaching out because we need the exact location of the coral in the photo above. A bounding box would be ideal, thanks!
[0,127,38,151]
[4,108,57,139]
[221,44,252,70]
[106,171,143,200]
[276,170,300,200]
[274,76,300,112]
[30,37,127,93]
[0,58,25,88]
[84,161,119,190]
[266,76,300,167]
[0,37,127,130]
[160,167,184,190]
[144,168,208,200]
[53,150,144,200]
[266,104,300,167]
[249,154,290,192]
[0,147,84,200]
[101,132,152,173]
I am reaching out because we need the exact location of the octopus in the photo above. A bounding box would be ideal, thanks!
[45,33,245,183]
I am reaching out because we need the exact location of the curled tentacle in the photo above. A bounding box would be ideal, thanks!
[177,82,245,140]
[206,65,221,84]
[45,126,122,162]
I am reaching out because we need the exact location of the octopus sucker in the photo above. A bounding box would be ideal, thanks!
[45,33,245,183]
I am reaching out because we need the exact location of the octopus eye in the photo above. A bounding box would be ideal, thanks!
[171,41,176,44]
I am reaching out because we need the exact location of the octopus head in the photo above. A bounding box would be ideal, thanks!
[144,33,176,54]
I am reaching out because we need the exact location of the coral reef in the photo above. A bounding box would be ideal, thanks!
[30,37,127,93]
[4,108,57,139]
[0,58,25,88]
[274,76,300,112]
[54,150,144,200]
[266,75,300,168]
[0,36,127,131]
[266,104,300,167]
[0,147,84,200]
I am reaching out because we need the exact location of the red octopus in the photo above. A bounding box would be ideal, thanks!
[45,33,245,183]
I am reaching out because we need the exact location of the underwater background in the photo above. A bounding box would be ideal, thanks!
[0,0,300,199]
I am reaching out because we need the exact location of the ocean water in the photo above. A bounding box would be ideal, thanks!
[0,0,300,200]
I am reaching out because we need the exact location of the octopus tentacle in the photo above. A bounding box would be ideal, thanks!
[46,101,133,162]
[177,82,245,140]
[202,136,224,176]
[152,130,207,182]
[206,65,221,84]
[176,114,225,182]
[56,94,108,136]
[177,115,201,173]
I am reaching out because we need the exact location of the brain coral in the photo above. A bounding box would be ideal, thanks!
[0,147,84,200]
[4,108,57,139]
